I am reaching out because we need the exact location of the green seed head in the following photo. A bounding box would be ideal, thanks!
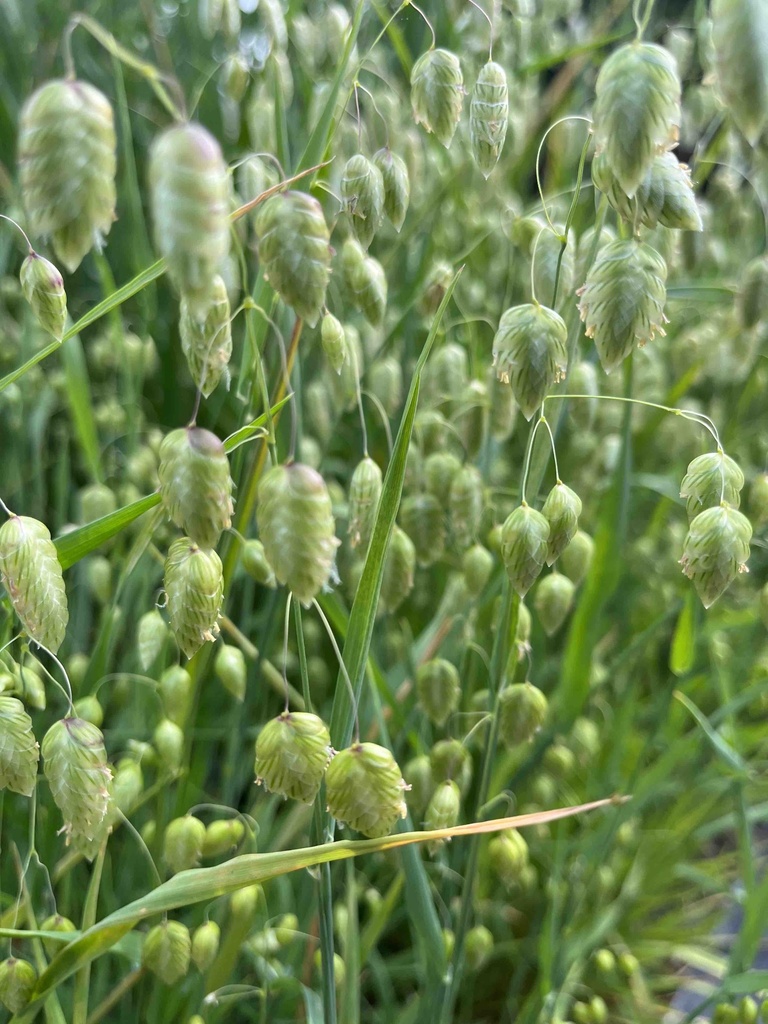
[425,778,461,850]
[0,957,37,1014]
[679,451,744,521]
[430,738,472,794]
[404,754,434,818]
[488,828,529,888]
[534,572,576,636]
[498,682,548,746]
[348,457,383,551]
[73,695,104,727]
[592,150,702,231]
[417,658,461,727]
[0,514,68,653]
[20,252,67,340]
[254,712,332,803]
[321,312,347,373]
[380,526,416,615]
[399,493,445,567]
[680,502,752,608]
[39,915,76,959]
[462,543,494,597]
[492,303,568,420]
[0,696,39,796]
[347,251,388,328]
[470,60,509,177]
[202,818,245,857]
[153,717,185,772]
[137,609,169,672]
[191,920,221,973]
[341,154,385,249]
[560,529,595,586]
[164,539,224,659]
[372,148,410,231]
[180,275,233,397]
[112,757,144,815]
[500,504,550,597]
[325,742,409,838]
[214,644,247,702]
[711,0,768,144]
[164,814,206,873]
[449,464,485,550]
[159,665,193,726]
[158,427,234,549]
[241,539,277,588]
[465,924,494,972]
[541,482,583,565]
[142,920,192,985]
[411,48,464,148]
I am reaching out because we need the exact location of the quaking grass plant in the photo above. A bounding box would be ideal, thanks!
[1,1,768,1023]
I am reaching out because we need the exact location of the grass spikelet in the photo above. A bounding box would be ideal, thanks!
[348,456,383,550]
[492,303,568,419]
[411,48,464,148]
[680,503,752,608]
[680,451,744,520]
[180,274,232,397]
[500,504,550,597]
[325,742,409,839]
[19,252,67,340]
[254,712,332,803]
[541,482,583,565]
[379,526,416,614]
[0,696,39,797]
[158,426,234,549]
[341,154,385,249]
[470,60,509,177]
[534,572,575,635]
[592,151,702,231]
[164,538,224,659]
[0,513,68,653]
[373,148,410,230]
[399,493,445,567]
[498,682,548,747]
[321,312,346,373]
[417,658,461,726]
[142,921,192,985]
[712,0,768,144]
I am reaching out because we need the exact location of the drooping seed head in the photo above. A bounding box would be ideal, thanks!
[341,154,385,249]
[158,427,234,549]
[163,539,224,659]
[191,921,221,973]
[0,957,37,1014]
[489,828,529,887]
[492,303,568,420]
[680,502,752,608]
[180,274,232,397]
[348,457,383,550]
[159,665,193,726]
[462,543,494,597]
[500,504,550,597]
[711,0,768,145]
[430,738,472,794]
[465,925,494,972]
[0,696,39,796]
[214,644,247,701]
[534,572,576,636]
[321,312,347,373]
[325,742,408,838]
[202,817,245,857]
[137,609,169,672]
[254,712,332,803]
[372,148,410,231]
[241,539,277,587]
[411,48,464,148]
[345,250,388,328]
[0,514,68,653]
[498,682,548,747]
[541,482,583,565]
[449,464,484,550]
[73,695,103,727]
[163,814,206,873]
[39,915,77,959]
[470,60,509,177]
[20,252,67,340]
[679,451,744,521]
[425,779,461,851]
[379,526,416,615]
[560,529,595,586]
[592,150,702,231]
[417,658,461,727]
[142,921,192,985]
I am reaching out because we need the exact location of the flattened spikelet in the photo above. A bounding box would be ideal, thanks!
[578,239,668,373]
[400,493,445,567]
[534,572,575,636]
[592,43,681,197]
[347,251,388,328]
[592,151,702,231]
[325,742,408,838]
[373,148,410,231]
[417,658,460,727]
[541,482,582,565]
[500,504,550,597]
[492,303,568,419]
[379,526,416,614]
[341,154,385,249]
[348,457,383,550]
[0,696,39,796]
[142,921,191,985]
[255,191,331,326]
[0,514,68,653]
[411,48,464,147]
[712,0,768,144]
[20,253,67,340]
[18,79,117,272]
[498,682,548,746]
[470,60,509,177]
[180,275,232,397]
[321,313,346,373]
[254,712,332,803]
[158,427,234,548]
[149,123,230,315]
[680,503,752,608]
[164,539,224,658]
[449,465,484,549]
[680,452,744,520]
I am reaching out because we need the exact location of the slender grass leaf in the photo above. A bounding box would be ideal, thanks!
[60,334,103,484]
[670,591,697,676]
[674,691,749,776]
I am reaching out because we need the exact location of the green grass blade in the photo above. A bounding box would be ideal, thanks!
[670,591,697,676]
[60,334,103,484]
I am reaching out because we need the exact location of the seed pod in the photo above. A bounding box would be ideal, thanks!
[369,356,403,418]
[449,465,484,549]
[500,504,550,597]
[532,229,575,309]
[0,957,37,1014]
[417,658,461,727]
[561,529,594,585]
[0,696,39,796]
[372,148,410,231]
[20,252,67,339]
[349,457,383,550]
[255,712,332,803]
[0,514,68,653]
[255,191,331,327]
[492,303,568,420]
[74,695,103,727]
[470,60,508,177]
[489,828,529,887]
[430,738,472,794]
[347,251,388,328]
[179,275,232,397]
[541,482,583,565]
[380,526,416,615]
[241,539,277,587]
[158,427,234,549]
[341,154,384,249]
[142,920,191,985]
[592,150,702,231]
[712,0,768,144]
[42,717,112,857]
[465,925,494,972]
[399,493,445,567]
[164,539,224,659]
[137,609,169,671]
[736,255,768,330]
[578,239,668,373]
[214,644,247,701]
[411,48,464,148]
[164,814,206,872]
[325,742,408,838]
[18,80,116,272]
[680,503,752,608]
[191,921,221,973]
[534,572,575,635]
[680,451,744,520]
[462,543,494,597]
[425,779,461,847]
[321,312,346,373]
[498,682,548,746]
[592,42,681,197]
[257,462,339,605]
[39,915,77,959]
[202,817,245,857]
[159,665,193,726]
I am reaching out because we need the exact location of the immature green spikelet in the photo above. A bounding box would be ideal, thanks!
[679,451,744,521]
[164,539,224,658]
[534,573,575,636]
[417,658,461,727]
[411,49,464,147]
[592,151,702,231]
[137,609,169,671]
[149,123,229,314]
[158,427,234,549]
[214,644,247,701]
[0,514,68,652]
[18,79,116,272]
[321,312,346,373]
[159,666,193,726]
[180,274,232,397]
[680,503,752,608]
[465,925,494,972]
[500,504,550,597]
[541,482,582,565]
[346,249,387,328]
[470,60,508,177]
[325,742,408,838]
[462,543,494,597]
[0,958,37,1014]
[400,493,445,567]
[255,191,331,326]
[142,921,191,985]
[0,696,39,796]
[712,0,768,144]
[592,42,681,197]
[348,457,383,550]
[578,239,668,373]
[39,915,77,959]
[449,465,484,549]
[191,921,221,973]
[341,154,385,249]
[164,814,206,872]
[498,682,548,747]
[254,712,332,803]
[42,717,112,857]
[202,818,244,857]
[533,229,575,309]
[154,718,185,771]
[431,738,473,794]
[373,148,410,231]
[737,255,768,330]
[241,539,277,587]
[492,303,568,419]
[380,526,416,614]
[561,529,595,585]
[20,252,67,339]
[257,462,339,606]
[425,779,461,849]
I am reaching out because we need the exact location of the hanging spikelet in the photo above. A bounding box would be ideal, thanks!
[498,682,548,747]
[42,717,113,858]
[534,572,575,636]
[379,526,416,615]
[470,60,509,177]
[411,48,464,147]
[158,427,234,549]
[163,815,206,873]
[449,465,484,549]
[214,644,247,701]
[348,457,383,550]
[541,482,583,565]
[0,514,68,653]
[492,303,568,420]
[19,252,67,340]
[341,154,385,249]
[142,921,192,985]
[241,539,277,588]
[164,539,224,659]
[255,190,331,327]
[17,79,116,272]
[179,275,232,397]
[462,543,494,597]
[321,312,346,373]
[680,503,752,608]
[425,779,461,851]
[149,123,230,315]
[137,609,169,671]
[577,239,668,373]
[254,712,332,803]
[0,696,39,796]
[711,0,768,144]
[343,244,388,328]
[0,958,37,1015]
[325,742,409,839]
[256,462,339,606]
[591,151,702,231]
[532,229,575,310]
[373,148,410,231]
[592,42,681,197]
[417,658,461,727]
[500,504,550,597]
[561,530,595,586]
[370,356,403,418]
[399,493,445,567]
[679,451,744,521]
[191,921,221,972]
